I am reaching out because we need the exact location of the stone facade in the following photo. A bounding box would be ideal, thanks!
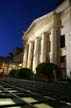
[22,0,71,78]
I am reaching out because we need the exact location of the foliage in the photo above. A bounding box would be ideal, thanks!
[17,68,33,79]
[36,63,62,81]
[36,63,47,78]
[8,68,34,80]
[8,69,17,77]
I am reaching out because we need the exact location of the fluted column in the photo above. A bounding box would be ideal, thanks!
[23,45,28,68]
[33,37,41,73]
[27,41,34,69]
[40,32,49,63]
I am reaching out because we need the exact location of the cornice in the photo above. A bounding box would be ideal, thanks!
[22,11,54,40]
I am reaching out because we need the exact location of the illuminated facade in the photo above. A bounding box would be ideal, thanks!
[22,0,71,78]
[0,56,8,76]
[0,48,23,75]
[8,48,23,71]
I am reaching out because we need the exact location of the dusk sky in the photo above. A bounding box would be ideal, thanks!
[0,0,59,57]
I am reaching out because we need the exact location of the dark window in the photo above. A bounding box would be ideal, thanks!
[60,35,65,48]
[60,56,66,63]
[60,56,66,71]
[49,41,51,52]
[48,56,50,63]
[60,56,66,79]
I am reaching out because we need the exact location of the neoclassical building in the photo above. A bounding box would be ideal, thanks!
[22,0,71,78]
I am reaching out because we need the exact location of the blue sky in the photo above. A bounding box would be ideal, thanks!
[0,0,59,56]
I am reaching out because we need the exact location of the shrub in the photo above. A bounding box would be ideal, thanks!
[36,63,62,81]
[36,63,49,80]
[46,63,62,80]
[8,69,17,77]
[17,68,33,79]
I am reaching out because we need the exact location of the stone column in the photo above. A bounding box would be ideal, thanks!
[50,12,61,65]
[40,32,49,63]
[50,27,58,64]
[27,41,34,69]
[23,44,28,68]
[33,37,41,73]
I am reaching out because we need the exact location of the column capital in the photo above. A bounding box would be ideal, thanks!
[42,32,50,36]
[29,40,34,43]
[53,11,58,17]
[35,37,41,40]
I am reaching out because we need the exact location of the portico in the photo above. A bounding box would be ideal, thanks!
[22,12,61,72]
[22,0,71,78]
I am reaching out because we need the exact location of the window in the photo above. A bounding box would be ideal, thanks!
[49,41,51,52]
[60,56,66,79]
[60,56,66,63]
[60,56,66,69]
[60,35,65,48]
